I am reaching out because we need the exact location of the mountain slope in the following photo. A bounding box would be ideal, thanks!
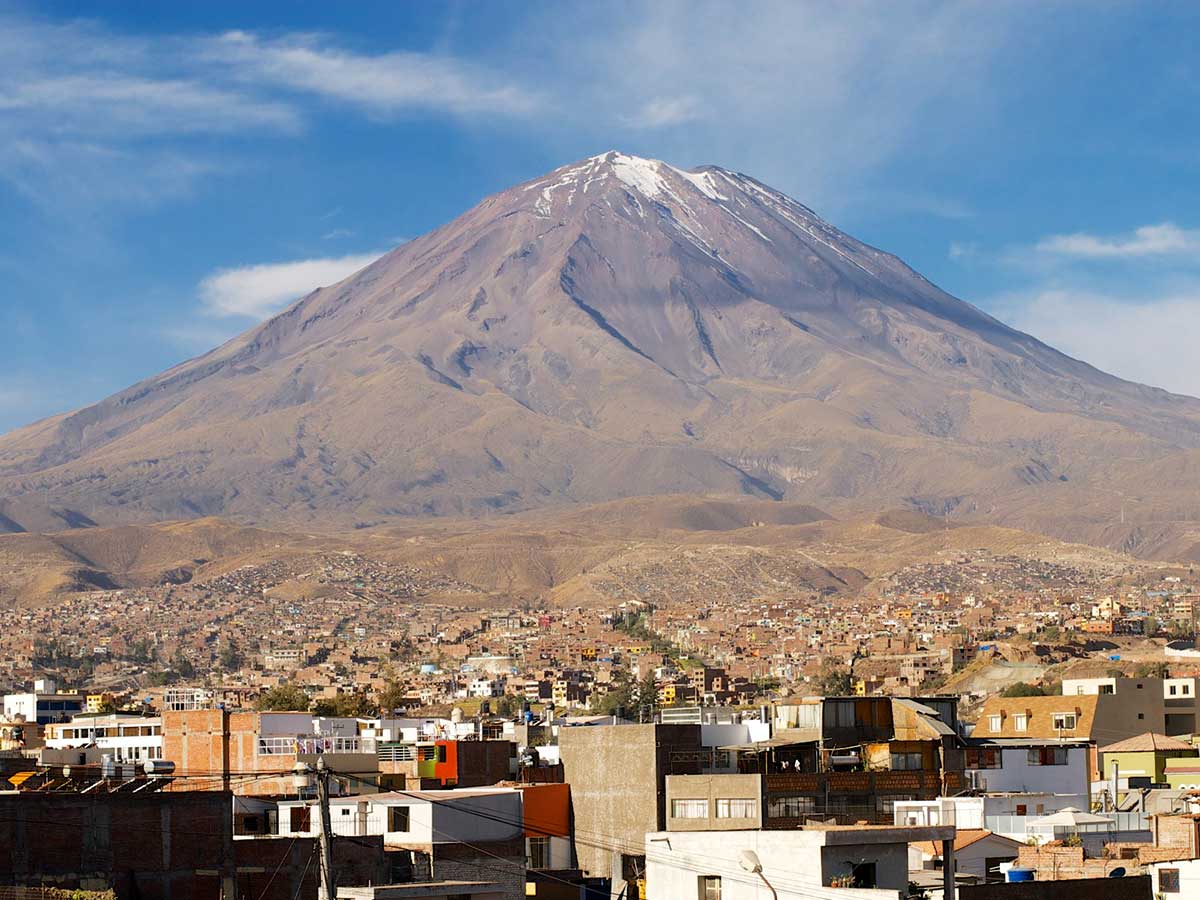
[3,151,1200,554]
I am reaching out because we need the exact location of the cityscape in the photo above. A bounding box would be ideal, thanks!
[4,3,1200,900]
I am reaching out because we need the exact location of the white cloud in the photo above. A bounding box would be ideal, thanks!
[0,73,301,137]
[206,30,541,117]
[199,253,380,319]
[949,241,979,261]
[624,95,703,128]
[1035,223,1200,259]
[999,286,1200,397]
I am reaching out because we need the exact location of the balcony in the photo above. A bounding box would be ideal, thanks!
[765,769,952,797]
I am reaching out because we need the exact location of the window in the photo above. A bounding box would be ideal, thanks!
[1027,747,1068,766]
[290,806,311,833]
[715,798,756,818]
[1099,684,1114,694]
[1015,804,1027,816]
[1138,713,1146,720]
[892,752,924,771]
[528,836,550,869]
[340,808,351,816]
[987,715,1002,732]
[389,806,411,832]
[851,863,877,888]
[1012,713,1028,733]
[767,796,815,818]
[699,876,722,900]
[1159,868,1180,893]
[1051,713,1077,731]
[436,744,448,763]
[1170,685,1178,696]
[966,748,1002,769]
[671,799,709,819]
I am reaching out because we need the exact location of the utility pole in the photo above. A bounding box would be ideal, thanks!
[316,756,336,900]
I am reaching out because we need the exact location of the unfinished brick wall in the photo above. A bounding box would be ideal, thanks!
[1015,845,1130,880]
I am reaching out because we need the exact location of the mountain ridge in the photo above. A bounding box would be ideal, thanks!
[3,151,1200,557]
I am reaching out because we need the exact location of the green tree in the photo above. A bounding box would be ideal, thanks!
[219,639,243,671]
[818,660,853,696]
[376,678,408,716]
[1001,681,1048,697]
[255,683,312,711]
[1134,661,1170,679]
[494,694,519,717]
[593,669,636,716]
[170,650,195,681]
[312,692,378,718]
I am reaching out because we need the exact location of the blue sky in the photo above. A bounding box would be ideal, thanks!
[3,1,1200,432]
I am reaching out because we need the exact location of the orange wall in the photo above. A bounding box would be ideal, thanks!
[519,782,570,838]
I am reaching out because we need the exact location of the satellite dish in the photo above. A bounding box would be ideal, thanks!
[1108,867,1126,878]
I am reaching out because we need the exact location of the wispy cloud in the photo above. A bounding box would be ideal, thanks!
[998,285,1200,397]
[0,14,542,216]
[623,95,703,128]
[206,30,541,118]
[199,253,380,319]
[1035,223,1200,259]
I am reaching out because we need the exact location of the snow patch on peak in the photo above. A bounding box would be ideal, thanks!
[608,153,673,199]
[665,165,727,201]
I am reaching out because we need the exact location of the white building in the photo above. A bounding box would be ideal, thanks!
[466,678,501,699]
[965,739,1092,804]
[1148,858,1200,897]
[277,788,524,849]
[643,826,955,900]
[3,684,85,725]
[907,829,1023,882]
[43,713,163,763]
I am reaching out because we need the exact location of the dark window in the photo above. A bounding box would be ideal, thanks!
[892,752,924,771]
[699,875,722,900]
[528,836,550,869]
[851,863,877,888]
[966,748,1003,769]
[1160,868,1180,893]
[389,806,411,832]
[1027,747,1067,766]
[767,796,815,818]
[1138,713,1146,720]
[290,806,311,832]
[436,745,448,763]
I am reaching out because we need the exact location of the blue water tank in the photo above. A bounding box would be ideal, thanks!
[419,663,438,674]
[1006,868,1035,883]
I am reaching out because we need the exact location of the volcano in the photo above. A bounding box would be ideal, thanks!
[4,152,1200,556]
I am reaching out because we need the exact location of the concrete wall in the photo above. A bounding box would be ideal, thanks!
[665,774,763,831]
[558,723,701,884]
